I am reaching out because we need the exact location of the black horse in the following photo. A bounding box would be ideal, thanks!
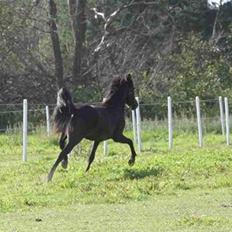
[48,74,138,181]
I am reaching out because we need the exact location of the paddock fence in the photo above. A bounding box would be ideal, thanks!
[0,96,231,161]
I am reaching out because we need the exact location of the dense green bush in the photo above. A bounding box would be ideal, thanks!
[139,35,232,119]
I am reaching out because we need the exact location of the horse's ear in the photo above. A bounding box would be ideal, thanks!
[126,73,132,81]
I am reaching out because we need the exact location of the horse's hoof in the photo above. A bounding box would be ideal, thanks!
[85,163,91,172]
[61,161,68,169]
[128,159,135,166]
[47,173,53,182]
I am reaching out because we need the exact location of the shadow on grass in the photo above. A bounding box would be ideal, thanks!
[124,166,164,180]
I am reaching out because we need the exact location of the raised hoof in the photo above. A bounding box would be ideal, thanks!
[61,160,68,169]
[128,159,135,166]
[47,173,53,182]
[85,165,90,172]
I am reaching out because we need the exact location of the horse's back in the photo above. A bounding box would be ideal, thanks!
[71,105,99,131]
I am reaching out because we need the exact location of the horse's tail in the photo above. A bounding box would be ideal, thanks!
[53,88,75,134]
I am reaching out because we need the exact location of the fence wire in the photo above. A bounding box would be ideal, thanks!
[0,98,229,135]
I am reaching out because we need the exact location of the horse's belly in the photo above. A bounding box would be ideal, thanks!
[84,126,114,141]
[83,109,122,141]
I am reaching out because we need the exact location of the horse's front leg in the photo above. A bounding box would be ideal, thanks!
[113,134,137,166]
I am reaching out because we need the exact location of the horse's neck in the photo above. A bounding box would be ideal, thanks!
[104,92,126,109]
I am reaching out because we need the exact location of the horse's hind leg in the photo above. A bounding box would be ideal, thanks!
[59,132,69,169]
[48,136,82,182]
[59,132,67,150]
[113,134,137,166]
[86,141,100,172]
[61,155,68,169]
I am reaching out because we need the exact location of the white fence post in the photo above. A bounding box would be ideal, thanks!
[168,96,173,149]
[224,97,230,145]
[195,96,203,147]
[219,96,225,135]
[45,105,50,136]
[103,140,108,156]
[135,97,142,153]
[132,110,137,144]
[22,99,28,161]
[103,98,108,155]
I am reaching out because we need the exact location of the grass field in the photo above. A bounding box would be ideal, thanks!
[0,128,232,231]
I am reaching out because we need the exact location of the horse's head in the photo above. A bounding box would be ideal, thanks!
[104,74,138,109]
[124,74,138,110]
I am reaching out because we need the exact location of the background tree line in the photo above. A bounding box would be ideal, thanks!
[0,0,232,117]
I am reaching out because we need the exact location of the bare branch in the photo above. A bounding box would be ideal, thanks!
[93,1,159,53]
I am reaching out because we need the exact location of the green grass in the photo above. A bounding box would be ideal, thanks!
[1,188,232,232]
[0,129,232,231]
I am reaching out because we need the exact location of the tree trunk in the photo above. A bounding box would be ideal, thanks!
[68,0,87,84]
[48,0,64,89]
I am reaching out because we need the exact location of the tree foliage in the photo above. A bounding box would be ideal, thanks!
[0,0,232,116]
